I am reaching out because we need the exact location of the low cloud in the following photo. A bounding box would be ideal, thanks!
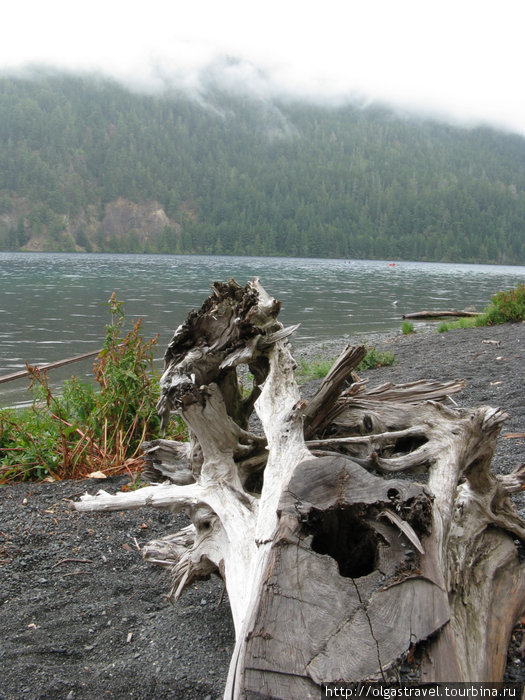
[2,0,525,137]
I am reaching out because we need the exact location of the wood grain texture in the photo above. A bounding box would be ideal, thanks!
[71,278,525,697]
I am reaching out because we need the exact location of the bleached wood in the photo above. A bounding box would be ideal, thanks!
[73,482,204,512]
[72,278,525,696]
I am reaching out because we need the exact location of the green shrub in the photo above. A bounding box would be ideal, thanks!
[437,321,450,333]
[0,294,185,483]
[295,356,334,384]
[402,321,415,335]
[295,347,396,384]
[459,317,478,329]
[438,317,479,332]
[435,284,525,334]
[357,346,395,370]
[295,345,395,385]
[0,406,61,481]
[483,283,525,324]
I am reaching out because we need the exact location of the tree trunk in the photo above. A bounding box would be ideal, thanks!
[73,278,525,697]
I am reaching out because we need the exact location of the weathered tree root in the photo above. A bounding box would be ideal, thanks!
[73,278,525,697]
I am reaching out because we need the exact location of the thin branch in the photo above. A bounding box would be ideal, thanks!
[71,482,205,513]
[306,425,428,449]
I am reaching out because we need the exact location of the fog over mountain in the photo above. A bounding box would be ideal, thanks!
[2,0,525,136]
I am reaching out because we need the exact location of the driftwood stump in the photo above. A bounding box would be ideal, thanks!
[74,279,525,697]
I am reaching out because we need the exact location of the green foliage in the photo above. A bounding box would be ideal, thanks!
[436,283,525,332]
[238,372,255,398]
[295,356,334,384]
[437,317,477,332]
[483,283,525,324]
[0,406,61,481]
[295,345,395,384]
[0,73,525,262]
[0,295,185,483]
[357,347,396,370]
[91,293,162,453]
[402,321,415,335]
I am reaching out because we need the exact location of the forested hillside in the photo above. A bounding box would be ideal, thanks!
[1,71,525,263]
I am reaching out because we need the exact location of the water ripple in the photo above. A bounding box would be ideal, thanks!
[1,252,524,407]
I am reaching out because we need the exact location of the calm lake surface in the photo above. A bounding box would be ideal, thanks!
[1,252,524,407]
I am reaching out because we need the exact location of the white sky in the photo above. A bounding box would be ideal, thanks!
[2,0,525,135]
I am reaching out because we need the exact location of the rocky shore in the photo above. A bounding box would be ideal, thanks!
[1,323,523,699]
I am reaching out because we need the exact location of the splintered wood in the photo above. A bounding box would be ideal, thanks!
[73,278,525,698]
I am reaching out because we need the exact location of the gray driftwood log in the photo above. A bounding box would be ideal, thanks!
[402,310,483,320]
[73,279,525,698]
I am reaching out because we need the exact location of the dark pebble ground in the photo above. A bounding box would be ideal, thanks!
[1,323,523,699]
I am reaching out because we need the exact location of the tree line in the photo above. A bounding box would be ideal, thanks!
[1,71,525,263]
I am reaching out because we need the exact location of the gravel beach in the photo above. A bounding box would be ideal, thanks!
[1,322,524,699]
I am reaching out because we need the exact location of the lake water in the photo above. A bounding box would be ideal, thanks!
[1,252,524,407]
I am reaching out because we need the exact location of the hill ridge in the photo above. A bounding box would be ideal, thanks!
[1,72,524,263]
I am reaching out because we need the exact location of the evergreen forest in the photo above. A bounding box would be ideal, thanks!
[1,71,525,263]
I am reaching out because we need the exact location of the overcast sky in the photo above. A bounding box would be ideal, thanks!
[2,0,525,135]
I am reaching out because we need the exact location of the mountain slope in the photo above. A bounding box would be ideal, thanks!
[1,72,524,263]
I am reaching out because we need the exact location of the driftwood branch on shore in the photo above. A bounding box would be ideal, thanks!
[402,309,483,320]
[73,279,525,698]
[0,349,102,385]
